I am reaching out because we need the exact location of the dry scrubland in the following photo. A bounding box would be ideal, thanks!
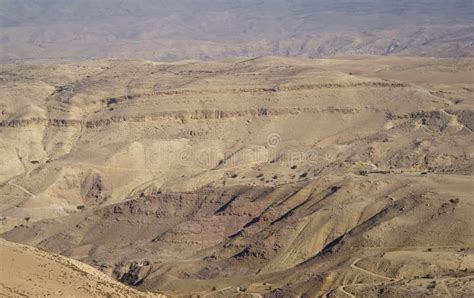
[0,56,473,296]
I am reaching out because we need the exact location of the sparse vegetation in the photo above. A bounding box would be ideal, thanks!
[423,274,434,279]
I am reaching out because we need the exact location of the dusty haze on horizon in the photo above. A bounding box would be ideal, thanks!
[0,0,473,62]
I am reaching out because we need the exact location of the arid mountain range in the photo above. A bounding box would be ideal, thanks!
[1,0,473,62]
[0,56,473,296]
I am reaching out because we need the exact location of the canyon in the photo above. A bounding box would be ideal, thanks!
[0,56,473,296]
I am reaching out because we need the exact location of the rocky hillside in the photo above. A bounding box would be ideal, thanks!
[0,56,473,296]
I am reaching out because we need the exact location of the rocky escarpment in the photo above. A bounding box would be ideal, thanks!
[0,107,378,129]
[3,173,473,296]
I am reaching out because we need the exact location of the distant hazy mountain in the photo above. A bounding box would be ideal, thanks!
[1,0,473,62]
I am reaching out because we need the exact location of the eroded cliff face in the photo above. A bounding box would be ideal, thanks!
[1,57,473,296]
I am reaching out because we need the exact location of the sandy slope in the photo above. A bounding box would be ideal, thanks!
[0,238,162,297]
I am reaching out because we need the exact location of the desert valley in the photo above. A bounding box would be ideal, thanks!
[0,56,473,296]
[1,0,473,297]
